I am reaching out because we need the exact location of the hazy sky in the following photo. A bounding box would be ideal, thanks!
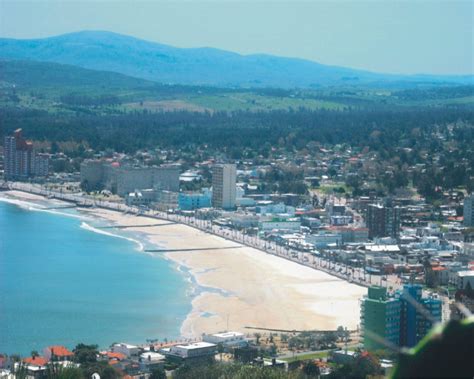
[1,0,473,75]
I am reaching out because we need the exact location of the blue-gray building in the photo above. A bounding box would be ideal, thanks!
[399,284,442,348]
[178,190,212,210]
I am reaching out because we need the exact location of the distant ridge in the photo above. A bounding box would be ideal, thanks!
[0,30,472,88]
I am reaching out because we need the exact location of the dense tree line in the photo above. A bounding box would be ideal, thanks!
[2,106,472,154]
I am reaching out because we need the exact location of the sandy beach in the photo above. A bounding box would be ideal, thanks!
[3,190,366,338]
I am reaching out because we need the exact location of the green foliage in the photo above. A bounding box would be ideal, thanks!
[392,317,474,378]
[172,362,304,379]
[328,352,382,379]
[73,343,99,364]
[301,361,321,377]
[150,368,167,379]
[46,363,85,379]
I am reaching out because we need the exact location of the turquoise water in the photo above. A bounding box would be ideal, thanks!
[0,198,191,355]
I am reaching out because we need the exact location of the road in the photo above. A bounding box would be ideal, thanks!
[6,181,402,291]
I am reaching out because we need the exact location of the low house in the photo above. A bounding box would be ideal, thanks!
[161,342,217,363]
[14,360,47,379]
[111,343,141,358]
[139,351,165,371]
[202,332,248,349]
[43,346,74,362]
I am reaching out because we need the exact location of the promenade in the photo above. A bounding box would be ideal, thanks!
[5,181,394,290]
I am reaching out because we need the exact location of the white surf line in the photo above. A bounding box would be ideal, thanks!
[79,221,146,253]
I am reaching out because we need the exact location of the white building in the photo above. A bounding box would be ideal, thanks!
[126,189,156,206]
[167,342,217,359]
[256,202,295,216]
[259,218,301,232]
[111,343,141,358]
[212,164,236,209]
[305,232,342,248]
[202,331,248,348]
[139,351,165,371]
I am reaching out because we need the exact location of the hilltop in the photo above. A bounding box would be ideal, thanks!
[1,31,472,89]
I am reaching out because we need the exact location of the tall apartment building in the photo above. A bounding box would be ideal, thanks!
[399,284,441,347]
[361,285,442,351]
[360,286,401,351]
[33,154,50,177]
[212,164,236,209]
[366,203,401,239]
[4,129,48,180]
[464,194,474,227]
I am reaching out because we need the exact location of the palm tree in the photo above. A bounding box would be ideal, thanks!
[217,342,224,362]
[254,333,261,345]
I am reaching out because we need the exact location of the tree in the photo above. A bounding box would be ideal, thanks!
[336,326,345,342]
[217,342,225,361]
[301,361,320,377]
[73,343,98,364]
[254,333,261,345]
[149,368,166,379]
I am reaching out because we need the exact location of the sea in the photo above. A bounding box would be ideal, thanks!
[0,196,192,355]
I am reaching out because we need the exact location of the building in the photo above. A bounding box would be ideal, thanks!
[259,218,301,232]
[212,164,236,209]
[155,190,179,211]
[332,227,369,244]
[116,166,180,196]
[162,342,217,362]
[399,284,441,347]
[80,160,108,191]
[360,286,401,351]
[361,285,442,352]
[3,129,42,180]
[178,189,212,210]
[456,271,474,290]
[33,154,50,177]
[126,189,157,207]
[202,332,248,349]
[450,289,474,320]
[305,232,342,248]
[80,161,180,196]
[366,204,401,239]
[43,346,74,362]
[464,194,474,227]
[111,343,141,358]
[139,351,165,371]
[15,357,48,379]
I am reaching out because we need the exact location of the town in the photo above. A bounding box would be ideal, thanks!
[1,127,473,378]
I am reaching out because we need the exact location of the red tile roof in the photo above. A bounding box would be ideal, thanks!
[24,356,48,366]
[47,346,74,357]
[104,352,126,360]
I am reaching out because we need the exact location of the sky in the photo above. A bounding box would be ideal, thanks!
[0,0,473,75]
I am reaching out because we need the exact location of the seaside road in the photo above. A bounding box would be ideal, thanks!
[145,246,243,253]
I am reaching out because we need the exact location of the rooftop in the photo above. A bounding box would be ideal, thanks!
[174,342,216,350]
[47,346,73,357]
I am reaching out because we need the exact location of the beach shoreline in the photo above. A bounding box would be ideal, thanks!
[1,190,366,339]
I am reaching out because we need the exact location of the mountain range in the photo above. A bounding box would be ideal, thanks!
[0,30,472,88]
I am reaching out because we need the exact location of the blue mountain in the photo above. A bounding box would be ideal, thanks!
[0,30,471,88]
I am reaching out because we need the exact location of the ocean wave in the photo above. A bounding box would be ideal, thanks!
[79,221,145,253]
